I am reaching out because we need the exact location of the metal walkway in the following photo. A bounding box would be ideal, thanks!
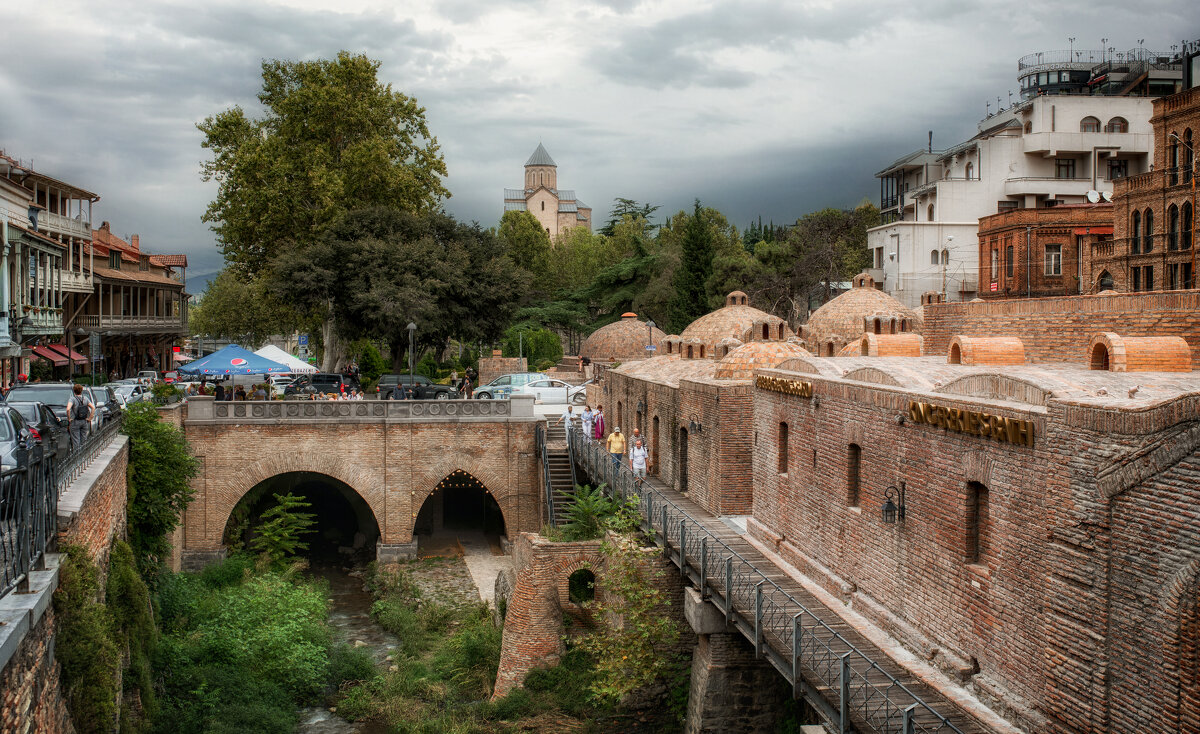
[568,427,989,734]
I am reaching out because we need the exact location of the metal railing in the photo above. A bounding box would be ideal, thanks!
[0,414,124,597]
[568,426,966,734]
[534,424,556,527]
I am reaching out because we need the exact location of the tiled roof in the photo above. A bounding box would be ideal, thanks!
[503,188,525,199]
[575,199,589,210]
[805,276,921,347]
[581,314,666,362]
[557,190,575,201]
[715,341,811,380]
[680,292,792,349]
[611,355,719,388]
[558,202,578,213]
[150,254,188,267]
[525,143,556,167]
[91,263,183,287]
[503,201,528,211]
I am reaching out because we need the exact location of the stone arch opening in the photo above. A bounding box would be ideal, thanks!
[568,568,596,604]
[1097,270,1114,291]
[949,343,962,364]
[413,470,506,550]
[223,471,381,563]
[1091,342,1110,371]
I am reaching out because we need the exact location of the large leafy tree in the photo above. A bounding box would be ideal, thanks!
[497,210,552,283]
[188,270,301,345]
[598,197,660,236]
[273,208,525,371]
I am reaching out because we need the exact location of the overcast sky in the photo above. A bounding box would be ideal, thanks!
[1,1,1196,276]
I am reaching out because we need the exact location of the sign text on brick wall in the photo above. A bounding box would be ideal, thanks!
[908,401,1035,447]
[756,375,814,398]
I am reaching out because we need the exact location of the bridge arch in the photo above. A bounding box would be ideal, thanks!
[412,469,508,547]
[411,456,516,541]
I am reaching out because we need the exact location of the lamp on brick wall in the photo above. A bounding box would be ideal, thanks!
[636,399,645,414]
[882,481,906,524]
[688,419,702,434]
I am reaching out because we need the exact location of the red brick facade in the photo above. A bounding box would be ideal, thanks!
[0,607,74,734]
[977,204,1115,298]
[1109,86,1200,293]
[922,290,1200,368]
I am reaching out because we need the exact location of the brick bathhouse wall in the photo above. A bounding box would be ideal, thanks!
[922,290,1200,368]
[601,368,755,516]
[181,420,541,558]
[749,365,1200,732]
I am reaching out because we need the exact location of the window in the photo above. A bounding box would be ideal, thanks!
[1169,135,1180,186]
[1169,205,1180,250]
[927,204,935,221]
[966,482,990,565]
[109,252,121,270]
[778,422,788,474]
[541,201,545,211]
[1144,265,1154,290]
[965,161,975,179]
[686,345,693,359]
[1131,266,1141,291]
[931,250,940,266]
[846,444,861,506]
[1044,244,1062,276]
[1144,208,1154,251]
[1184,202,1193,251]
[1056,158,1076,179]
[1098,271,1114,290]
[1186,263,1195,290]
[991,249,999,280]
[1105,117,1128,133]
[1024,121,1032,134]
[1169,263,1181,290]
[1080,116,1101,133]
[1005,245,1014,277]
[1108,159,1128,180]
[1185,130,1195,185]
[568,569,595,604]
[1131,210,1141,253]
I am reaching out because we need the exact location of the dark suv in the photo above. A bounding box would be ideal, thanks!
[284,373,355,398]
[377,374,458,400]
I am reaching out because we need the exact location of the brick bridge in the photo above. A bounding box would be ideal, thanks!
[177,395,542,567]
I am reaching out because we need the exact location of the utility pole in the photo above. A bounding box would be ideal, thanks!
[942,235,954,300]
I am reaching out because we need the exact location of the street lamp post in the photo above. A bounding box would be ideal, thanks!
[646,320,656,353]
[407,322,417,391]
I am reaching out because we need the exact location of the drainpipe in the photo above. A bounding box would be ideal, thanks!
[0,221,9,350]
[1026,225,1033,297]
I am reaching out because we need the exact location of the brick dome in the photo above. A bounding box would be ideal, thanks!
[580,313,666,362]
[714,340,811,380]
[680,291,793,352]
[804,273,922,352]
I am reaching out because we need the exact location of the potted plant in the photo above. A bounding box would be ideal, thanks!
[21,304,31,313]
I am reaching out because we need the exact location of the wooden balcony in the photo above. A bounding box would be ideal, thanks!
[79,313,187,333]
[38,211,91,240]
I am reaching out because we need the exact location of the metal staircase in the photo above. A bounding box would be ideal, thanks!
[538,421,578,526]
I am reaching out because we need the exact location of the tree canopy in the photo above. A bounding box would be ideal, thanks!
[189,270,301,344]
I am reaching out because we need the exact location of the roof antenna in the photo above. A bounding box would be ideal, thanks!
[928,130,933,153]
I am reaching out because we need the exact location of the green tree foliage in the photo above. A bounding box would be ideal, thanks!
[54,545,120,734]
[349,339,388,384]
[123,402,198,580]
[272,207,526,372]
[250,493,317,564]
[198,51,448,278]
[188,270,301,344]
[497,210,552,282]
[583,215,662,321]
[598,198,660,237]
[667,200,716,332]
[107,541,158,732]
[501,325,563,369]
[548,226,624,296]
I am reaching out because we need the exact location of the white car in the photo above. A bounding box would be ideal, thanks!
[511,378,589,405]
[112,383,150,405]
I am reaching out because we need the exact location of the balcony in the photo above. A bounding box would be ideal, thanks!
[1022,131,1152,156]
[1003,176,1096,198]
[60,270,93,293]
[16,308,64,336]
[79,313,187,333]
[39,211,91,240]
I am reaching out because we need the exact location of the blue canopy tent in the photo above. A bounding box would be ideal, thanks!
[177,344,290,376]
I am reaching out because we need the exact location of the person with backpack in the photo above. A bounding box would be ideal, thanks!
[67,384,94,450]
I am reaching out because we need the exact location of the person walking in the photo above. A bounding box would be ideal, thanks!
[630,438,649,485]
[214,382,226,401]
[581,406,593,439]
[66,384,93,450]
[606,426,626,468]
[557,404,575,432]
[592,406,605,440]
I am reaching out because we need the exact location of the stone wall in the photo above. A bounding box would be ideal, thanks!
[0,578,73,734]
[57,436,130,567]
[922,290,1200,367]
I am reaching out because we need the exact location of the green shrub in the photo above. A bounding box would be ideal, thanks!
[249,492,316,564]
[53,545,120,734]
[328,643,378,687]
[501,326,562,367]
[107,540,158,731]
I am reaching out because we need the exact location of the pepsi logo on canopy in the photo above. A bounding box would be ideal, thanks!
[231,358,247,366]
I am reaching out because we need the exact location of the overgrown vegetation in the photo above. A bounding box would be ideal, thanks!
[249,491,316,564]
[543,484,639,542]
[152,555,334,734]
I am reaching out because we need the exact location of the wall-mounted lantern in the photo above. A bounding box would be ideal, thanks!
[636,399,645,414]
[882,481,906,524]
[688,419,703,434]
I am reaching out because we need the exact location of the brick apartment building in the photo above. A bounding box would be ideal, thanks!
[1108,85,1200,292]
[977,203,1115,298]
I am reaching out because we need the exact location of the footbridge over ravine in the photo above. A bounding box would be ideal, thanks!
[178,395,544,568]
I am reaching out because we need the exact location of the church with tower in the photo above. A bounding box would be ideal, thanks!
[503,144,592,238]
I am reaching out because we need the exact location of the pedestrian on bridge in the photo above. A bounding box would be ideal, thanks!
[390,383,409,401]
[581,406,593,438]
[67,384,94,450]
[630,439,649,484]
[606,426,626,468]
[557,405,575,432]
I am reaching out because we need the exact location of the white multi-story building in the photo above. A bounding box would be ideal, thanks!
[868,78,1158,306]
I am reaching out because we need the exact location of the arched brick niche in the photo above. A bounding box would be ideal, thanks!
[947,336,1026,366]
[1088,333,1192,372]
[860,333,923,357]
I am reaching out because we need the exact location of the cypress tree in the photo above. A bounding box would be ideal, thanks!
[668,199,715,332]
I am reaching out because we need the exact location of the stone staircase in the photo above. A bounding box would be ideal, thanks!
[544,422,577,522]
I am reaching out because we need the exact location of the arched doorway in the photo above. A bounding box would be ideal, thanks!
[1097,271,1114,291]
[678,426,689,493]
[413,470,506,555]
[223,471,381,563]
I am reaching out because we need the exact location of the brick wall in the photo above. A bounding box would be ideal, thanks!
[58,436,130,568]
[0,604,73,734]
[922,290,1200,367]
[479,356,528,386]
[976,204,1114,298]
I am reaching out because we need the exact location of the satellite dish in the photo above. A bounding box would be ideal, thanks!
[1102,191,1113,202]
[1086,190,1101,203]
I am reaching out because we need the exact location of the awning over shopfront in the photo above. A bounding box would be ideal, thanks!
[47,343,88,366]
[31,346,67,367]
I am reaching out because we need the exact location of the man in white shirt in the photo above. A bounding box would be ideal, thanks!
[557,405,575,431]
[630,438,649,484]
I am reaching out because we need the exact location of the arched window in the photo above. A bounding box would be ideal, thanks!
[966,481,990,564]
[965,161,975,180]
[1131,210,1141,253]
[846,444,861,506]
[991,249,999,280]
[1080,116,1101,133]
[873,319,881,335]
[927,204,935,221]
[1169,204,1180,250]
[763,324,769,340]
[778,324,785,339]
[541,200,545,211]
[1169,134,1180,186]
[686,345,693,359]
[778,422,788,474]
[1023,121,1032,134]
[1005,245,1014,277]
[931,250,940,265]
[1184,202,1194,251]
[568,569,595,604]
[1105,117,1128,133]
[1144,208,1155,251]
[1098,271,1114,291]
[699,345,705,358]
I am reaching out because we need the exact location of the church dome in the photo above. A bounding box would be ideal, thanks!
[581,313,666,362]
[804,272,921,354]
[714,340,811,380]
[680,292,793,352]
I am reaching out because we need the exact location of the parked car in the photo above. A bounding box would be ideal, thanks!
[509,378,589,405]
[137,370,159,386]
[0,406,40,471]
[283,372,355,398]
[6,401,70,457]
[473,372,545,400]
[377,374,459,400]
[88,386,122,425]
[110,383,150,405]
[6,383,77,424]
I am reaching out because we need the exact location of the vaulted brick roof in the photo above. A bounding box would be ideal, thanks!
[680,292,792,349]
[581,313,666,362]
[805,273,921,349]
[714,340,811,380]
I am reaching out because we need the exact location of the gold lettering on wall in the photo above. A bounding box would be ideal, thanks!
[907,401,1035,447]
[755,375,814,398]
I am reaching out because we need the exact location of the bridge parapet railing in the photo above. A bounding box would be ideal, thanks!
[185,395,536,423]
[567,426,965,734]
